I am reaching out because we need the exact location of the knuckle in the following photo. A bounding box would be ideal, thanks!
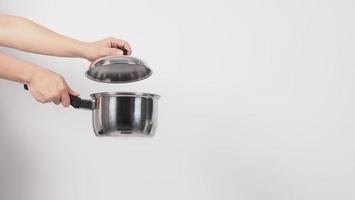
[58,75,65,81]
[37,98,45,103]
[44,69,53,73]
[53,92,60,99]
[40,98,49,103]
[58,86,66,93]
[57,89,64,95]
[56,95,62,101]
[56,77,64,84]
[46,96,54,102]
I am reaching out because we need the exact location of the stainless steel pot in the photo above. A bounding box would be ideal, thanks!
[70,92,160,137]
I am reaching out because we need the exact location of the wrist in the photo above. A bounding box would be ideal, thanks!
[73,40,90,60]
[20,63,42,84]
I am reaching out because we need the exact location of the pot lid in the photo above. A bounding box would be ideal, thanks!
[86,55,152,83]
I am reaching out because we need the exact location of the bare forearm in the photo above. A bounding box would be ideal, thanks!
[0,13,86,58]
[0,51,79,107]
[0,52,40,84]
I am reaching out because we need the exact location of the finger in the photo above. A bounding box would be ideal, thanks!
[99,47,123,57]
[36,93,51,103]
[53,98,61,105]
[109,48,123,56]
[121,41,132,55]
[29,90,46,103]
[53,93,62,105]
[68,87,80,96]
[126,43,132,55]
[41,97,51,103]
[109,38,132,55]
[36,96,48,103]
[61,92,70,107]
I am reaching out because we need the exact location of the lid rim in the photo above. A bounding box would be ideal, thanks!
[84,70,152,84]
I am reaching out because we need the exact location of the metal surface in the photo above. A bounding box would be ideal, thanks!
[84,92,160,137]
[86,55,152,83]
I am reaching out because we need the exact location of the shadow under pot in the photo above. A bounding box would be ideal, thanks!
[70,92,160,137]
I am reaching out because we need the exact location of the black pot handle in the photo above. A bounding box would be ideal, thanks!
[68,95,94,109]
[24,84,94,109]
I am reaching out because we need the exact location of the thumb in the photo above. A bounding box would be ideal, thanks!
[107,48,124,56]
[68,87,80,96]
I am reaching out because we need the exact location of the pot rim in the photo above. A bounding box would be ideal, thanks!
[90,92,160,99]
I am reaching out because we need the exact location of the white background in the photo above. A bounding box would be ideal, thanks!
[0,0,355,199]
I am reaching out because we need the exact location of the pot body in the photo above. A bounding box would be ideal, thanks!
[90,92,160,137]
